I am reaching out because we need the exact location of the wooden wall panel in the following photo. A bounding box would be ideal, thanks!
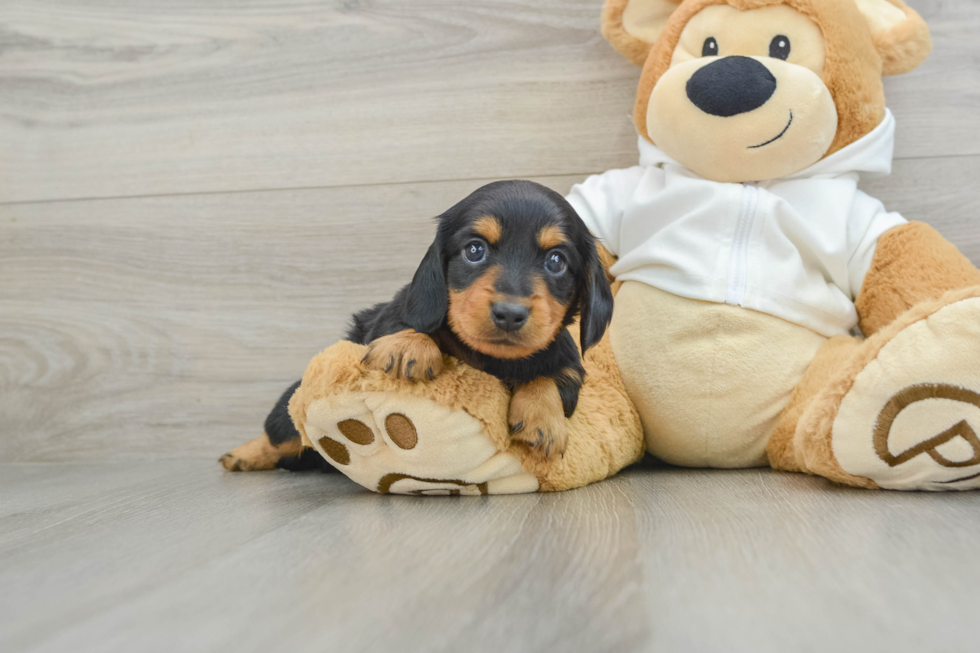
[1,0,975,204]
[1,0,978,461]
[0,175,582,460]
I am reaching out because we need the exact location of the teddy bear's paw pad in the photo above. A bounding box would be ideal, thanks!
[833,295,980,490]
[302,392,539,495]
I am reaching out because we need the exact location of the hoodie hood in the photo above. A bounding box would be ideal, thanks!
[637,109,896,182]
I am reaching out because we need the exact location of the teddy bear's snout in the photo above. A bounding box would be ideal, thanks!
[686,56,777,117]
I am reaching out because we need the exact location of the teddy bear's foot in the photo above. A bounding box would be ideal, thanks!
[302,391,539,495]
[798,288,980,490]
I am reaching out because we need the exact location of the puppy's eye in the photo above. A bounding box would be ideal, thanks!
[544,251,567,276]
[462,239,487,265]
[702,37,718,57]
[769,35,790,60]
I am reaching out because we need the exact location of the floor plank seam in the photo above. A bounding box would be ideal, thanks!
[4,150,977,208]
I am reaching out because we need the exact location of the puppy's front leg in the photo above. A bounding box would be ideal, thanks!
[508,378,568,459]
[363,329,444,382]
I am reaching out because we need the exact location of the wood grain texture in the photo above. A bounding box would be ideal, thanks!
[2,461,979,653]
[1,0,977,204]
[0,0,637,204]
[0,174,584,461]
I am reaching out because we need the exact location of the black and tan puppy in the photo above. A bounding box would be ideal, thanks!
[220,180,613,472]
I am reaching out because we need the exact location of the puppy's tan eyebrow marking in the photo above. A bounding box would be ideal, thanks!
[537,225,567,250]
[473,215,502,244]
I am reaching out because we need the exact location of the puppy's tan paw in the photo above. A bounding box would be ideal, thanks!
[508,378,568,459]
[219,433,302,471]
[362,330,444,382]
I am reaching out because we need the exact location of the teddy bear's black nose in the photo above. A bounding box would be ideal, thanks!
[686,56,777,117]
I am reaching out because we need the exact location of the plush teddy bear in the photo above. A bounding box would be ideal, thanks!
[228,0,980,494]
[580,0,980,491]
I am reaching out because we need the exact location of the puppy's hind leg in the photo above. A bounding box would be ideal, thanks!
[220,381,335,472]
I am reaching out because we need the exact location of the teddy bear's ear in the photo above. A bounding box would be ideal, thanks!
[854,0,932,75]
[601,0,683,66]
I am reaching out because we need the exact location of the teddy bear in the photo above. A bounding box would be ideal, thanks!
[224,0,980,494]
[581,0,980,491]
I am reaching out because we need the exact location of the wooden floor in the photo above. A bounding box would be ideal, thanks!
[2,461,980,653]
[2,1,979,650]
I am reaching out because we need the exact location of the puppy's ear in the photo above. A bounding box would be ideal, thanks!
[402,241,448,334]
[578,240,615,354]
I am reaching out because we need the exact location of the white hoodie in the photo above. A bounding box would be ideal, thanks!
[566,109,905,337]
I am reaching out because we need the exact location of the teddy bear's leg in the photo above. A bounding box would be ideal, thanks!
[765,334,865,476]
[770,223,980,490]
[287,342,538,495]
[287,329,644,494]
[298,391,539,495]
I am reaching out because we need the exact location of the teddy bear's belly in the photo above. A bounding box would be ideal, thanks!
[610,281,827,468]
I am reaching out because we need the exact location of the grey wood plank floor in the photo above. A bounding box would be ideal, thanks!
[2,461,979,653]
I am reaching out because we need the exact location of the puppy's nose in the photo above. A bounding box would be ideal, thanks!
[491,303,529,332]
[686,56,776,117]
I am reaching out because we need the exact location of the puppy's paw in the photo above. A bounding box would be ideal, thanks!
[508,378,568,460]
[220,433,302,471]
[362,330,444,382]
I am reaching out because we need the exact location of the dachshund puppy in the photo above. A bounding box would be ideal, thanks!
[220,180,613,472]
[355,179,615,458]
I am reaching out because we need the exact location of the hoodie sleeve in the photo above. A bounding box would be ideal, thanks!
[846,189,907,299]
[565,167,646,257]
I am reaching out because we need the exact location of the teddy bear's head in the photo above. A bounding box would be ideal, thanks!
[601,0,931,182]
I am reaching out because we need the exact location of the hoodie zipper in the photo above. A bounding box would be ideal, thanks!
[724,183,759,307]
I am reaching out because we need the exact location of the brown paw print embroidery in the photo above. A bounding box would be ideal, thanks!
[315,412,487,494]
[874,383,980,484]
[299,391,541,495]
[376,474,489,496]
[317,413,418,466]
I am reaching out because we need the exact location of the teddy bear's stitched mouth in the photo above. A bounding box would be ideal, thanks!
[747,110,794,149]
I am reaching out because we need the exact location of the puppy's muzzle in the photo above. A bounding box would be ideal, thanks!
[686,56,776,117]
[491,302,529,333]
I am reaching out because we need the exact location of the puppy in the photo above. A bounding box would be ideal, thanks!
[220,180,613,472]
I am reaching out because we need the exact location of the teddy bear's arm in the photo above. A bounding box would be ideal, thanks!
[855,221,980,336]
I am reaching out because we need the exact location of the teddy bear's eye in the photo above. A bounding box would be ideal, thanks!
[769,35,791,60]
[701,37,719,57]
